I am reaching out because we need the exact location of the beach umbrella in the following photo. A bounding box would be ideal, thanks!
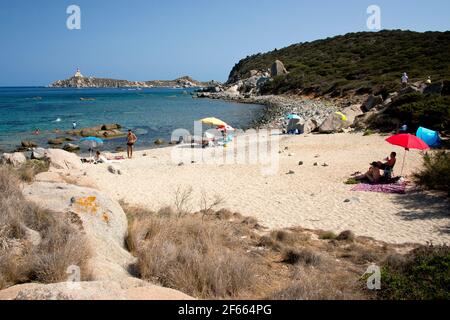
[80,137,104,158]
[199,117,228,127]
[385,134,429,176]
[217,125,234,132]
[286,114,301,120]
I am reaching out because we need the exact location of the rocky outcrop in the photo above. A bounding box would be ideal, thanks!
[67,124,126,139]
[43,149,82,171]
[22,182,133,281]
[271,60,289,77]
[362,95,383,112]
[299,119,318,134]
[0,280,193,300]
[319,113,350,133]
[342,104,364,125]
[1,152,26,167]
[50,75,210,89]
[21,141,38,148]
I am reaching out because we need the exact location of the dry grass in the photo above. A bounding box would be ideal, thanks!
[121,200,425,300]
[0,167,91,289]
[16,160,49,182]
[281,248,323,266]
[127,211,259,299]
[267,267,365,300]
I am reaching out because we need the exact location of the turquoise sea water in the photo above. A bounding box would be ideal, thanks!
[0,87,263,152]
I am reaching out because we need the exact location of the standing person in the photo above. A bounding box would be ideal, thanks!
[72,121,77,130]
[401,72,409,86]
[126,129,137,159]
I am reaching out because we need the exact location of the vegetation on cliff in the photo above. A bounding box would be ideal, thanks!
[228,30,450,97]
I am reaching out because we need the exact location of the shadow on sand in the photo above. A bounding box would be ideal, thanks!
[393,190,450,235]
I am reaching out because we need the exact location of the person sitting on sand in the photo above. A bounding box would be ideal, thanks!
[126,130,138,159]
[354,162,382,183]
[377,152,397,179]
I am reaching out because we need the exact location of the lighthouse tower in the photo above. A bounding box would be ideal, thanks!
[74,68,83,78]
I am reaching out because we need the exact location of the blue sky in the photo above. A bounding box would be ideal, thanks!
[1,0,449,86]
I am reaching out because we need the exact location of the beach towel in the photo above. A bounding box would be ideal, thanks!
[351,182,406,194]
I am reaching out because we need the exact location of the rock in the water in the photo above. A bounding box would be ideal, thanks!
[63,143,80,153]
[319,113,350,133]
[21,141,38,148]
[48,138,66,145]
[101,124,122,131]
[362,95,383,112]
[1,152,26,167]
[271,60,288,77]
[44,149,82,170]
[299,119,318,134]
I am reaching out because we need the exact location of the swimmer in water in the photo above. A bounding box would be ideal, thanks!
[34,128,40,135]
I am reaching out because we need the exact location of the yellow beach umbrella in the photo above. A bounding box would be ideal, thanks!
[199,117,228,127]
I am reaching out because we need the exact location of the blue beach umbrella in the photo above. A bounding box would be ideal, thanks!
[287,114,301,120]
[80,137,104,158]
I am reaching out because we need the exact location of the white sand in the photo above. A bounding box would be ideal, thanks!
[84,132,450,245]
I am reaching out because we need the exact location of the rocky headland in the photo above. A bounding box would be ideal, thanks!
[50,74,212,89]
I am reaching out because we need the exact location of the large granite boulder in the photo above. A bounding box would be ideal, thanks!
[342,105,364,125]
[0,280,193,300]
[1,152,26,167]
[299,119,318,134]
[319,113,350,133]
[362,95,383,112]
[31,148,47,160]
[44,149,82,171]
[22,182,133,281]
[271,60,288,77]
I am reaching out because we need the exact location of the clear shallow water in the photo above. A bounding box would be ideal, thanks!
[0,87,263,152]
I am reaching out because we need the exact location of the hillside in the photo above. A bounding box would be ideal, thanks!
[227,30,450,97]
[50,75,211,89]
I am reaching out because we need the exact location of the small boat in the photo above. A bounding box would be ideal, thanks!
[80,97,96,101]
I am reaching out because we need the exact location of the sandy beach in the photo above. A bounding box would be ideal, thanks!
[84,132,450,245]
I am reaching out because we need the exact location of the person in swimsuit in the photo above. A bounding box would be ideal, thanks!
[127,129,137,159]
[355,162,382,183]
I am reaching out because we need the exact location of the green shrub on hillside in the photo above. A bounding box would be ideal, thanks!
[379,245,450,300]
[386,94,450,132]
[228,30,450,97]
[413,151,450,196]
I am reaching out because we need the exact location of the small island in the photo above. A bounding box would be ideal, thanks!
[49,68,213,89]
